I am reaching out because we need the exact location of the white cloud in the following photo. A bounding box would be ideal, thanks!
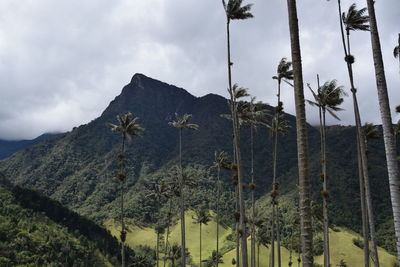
[0,0,398,139]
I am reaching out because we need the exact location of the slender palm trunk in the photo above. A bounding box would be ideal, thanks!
[257,242,260,267]
[164,199,173,267]
[179,129,186,267]
[354,96,380,267]
[251,127,256,267]
[289,227,293,267]
[271,204,276,267]
[216,167,221,267]
[200,224,202,267]
[276,207,281,267]
[156,232,160,267]
[286,0,313,265]
[336,1,380,265]
[120,135,126,267]
[226,19,248,267]
[357,133,370,267]
[365,0,400,261]
[321,109,330,267]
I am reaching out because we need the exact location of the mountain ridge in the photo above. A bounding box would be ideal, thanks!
[0,73,396,253]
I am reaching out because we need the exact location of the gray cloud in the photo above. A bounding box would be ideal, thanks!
[0,0,398,140]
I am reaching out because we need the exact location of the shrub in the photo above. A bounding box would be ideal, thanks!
[352,238,364,249]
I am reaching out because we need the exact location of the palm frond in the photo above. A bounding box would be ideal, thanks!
[342,3,370,32]
[326,108,341,121]
[232,84,249,99]
[226,0,254,21]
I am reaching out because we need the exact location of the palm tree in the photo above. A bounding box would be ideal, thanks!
[221,1,253,265]
[237,98,269,267]
[270,57,293,267]
[212,151,230,266]
[168,113,198,266]
[365,1,400,261]
[205,250,224,267]
[285,0,314,265]
[307,78,346,267]
[193,207,212,267]
[107,112,144,267]
[339,3,380,265]
[165,244,190,267]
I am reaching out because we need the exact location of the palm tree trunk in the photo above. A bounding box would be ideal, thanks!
[276,207,281,267]
[217,166,220,267]
[322,110,330,267]
[164,199,172,267]
[357,132,370,267]
[365,0,400,261]
[179,129,186,267]
[257,242,260,267]
[354,99,380,267]
[251,127,256,267]
[236,185,240,267]
[120,135,126,267]
[226,19,248,267]
[336,1,380,265]
[157,232,160,267]
[200,224,202,267]
[286,0,313,265]
[271,205,275,267]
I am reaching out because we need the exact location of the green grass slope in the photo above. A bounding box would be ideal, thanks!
[106,211,397,267]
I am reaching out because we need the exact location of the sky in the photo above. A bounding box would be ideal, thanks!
[0,0,399,140]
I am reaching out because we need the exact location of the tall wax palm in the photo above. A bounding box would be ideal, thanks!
[339,3,380,265]
[193,207,212,267]
[239,97,269,267]
[220,85,250,266]
[365,0,400,261]
[285,0,314,265]
[271,57,293,267]
[221,1,253,265]
[212,151,230,267]
[307,78,346,267]
[107,112,144,267]
[169,113,199,267]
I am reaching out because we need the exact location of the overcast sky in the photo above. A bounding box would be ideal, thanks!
[0,0,398,140]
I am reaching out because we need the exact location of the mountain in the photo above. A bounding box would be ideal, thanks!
[0,133,61,160]
[0,73,396,253]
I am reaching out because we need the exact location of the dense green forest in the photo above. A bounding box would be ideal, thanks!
[0,174,154,266]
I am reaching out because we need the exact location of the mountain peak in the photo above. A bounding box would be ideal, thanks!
[130,73,147,86]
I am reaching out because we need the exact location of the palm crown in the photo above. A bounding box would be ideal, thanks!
[273,57,294,84]
[342,3,370,33]
[363,123,380,140]
[168,113,199,131]
[307,80,346,120]
[213,151,230,170]
[108,112,144,139]
[222,0,253,21]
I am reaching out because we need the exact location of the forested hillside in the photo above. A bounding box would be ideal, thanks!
[0,174,154,266]
[0,73,397,255]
